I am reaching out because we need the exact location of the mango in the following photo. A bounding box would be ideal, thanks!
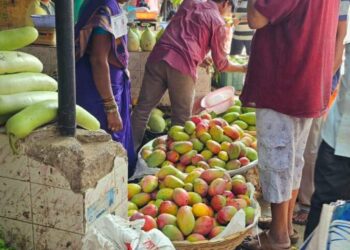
[146,149,166,168]
[200,149,213,161]
[234,198,248,209]
[223,190,235,199]
[131,192,151,207]
[232,174,246,183]
[232,124,245,138]
[210,195,227,212]
[209,125,224,142]
[193,216,214,235]
[235,99,242,106]
[223,125,240,140]
[226,105,241,114]
[173,131,190,141]
[228,142,241,160]
[231,179,248,195]
[208,178,227,197]
[184,121,196,134]
[200,169,225,184]
[192,203,213,217]
[199,132,212,143]
[168,125,184,138]
[155,199,164,208]
[233,120,248,130]
[201,113,212,120]
[187,233,207,242]
[221,141,231,152]
[196,161,210,170]
[242,107,256,113]
[155,144,167,152]
[162,225,184,241]
[239,112,256,125]
[161,160,175,168]
[190,115,202,124]
[130,211,144,221]
[128,201,138,211]
[128,209,138,217]
[218,151,229,162]
[152,137,166,147]
[172,141,193,154]
[222,112,240,123]
[157,213,177,230]
[206,140,221,154]
[241,136,254,147]
[176,163,186,172]
[237,194,251,206]
[185,165,196,173]
[151,108,164,117]
[143,215,157,231]
[246,147,258,161]
[208,226,225,239]
[193,178,209,197]
[156,188,174,201]
[195,121,209,137]
[180,150,197,166]
[188,192,203,205]
[157,165,187,181]
[141,148,153,160]
[247,125,256,131]
[190,138,204,151]
[128,183,141,200]
[184,171,202,184]
[184,182,193,192]
[225,159,241,170]
[177,206,195,236]
[159,200,178,215]
[173,187,190,206]
[139,203,158,217]
[208,157,226,169]
[140,175,158,193]
[166,150,180,163]
[221,135,233,143]
[244,207,256,226]
[191,154,205,165]
[148,114,166,133]
[217,206,237,225]
[163,175,184,189]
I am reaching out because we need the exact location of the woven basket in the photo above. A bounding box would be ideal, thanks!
[172,227,252,250]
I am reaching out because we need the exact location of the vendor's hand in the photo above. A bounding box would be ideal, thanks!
[107,110,123,132]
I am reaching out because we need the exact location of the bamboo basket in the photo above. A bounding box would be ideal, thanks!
[172,226,252,250]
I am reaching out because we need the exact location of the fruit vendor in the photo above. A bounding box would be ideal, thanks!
[131,0,247,151]
[239,0,340,249]
[75,0,136,175]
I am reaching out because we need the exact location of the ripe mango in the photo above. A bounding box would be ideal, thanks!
[131,192,151,207]
[208,157,226,169]
[172,141,193,154]
[209,125,224,142]
[240,136,254,147]
[157,213,177,230]
[228,142,241,160]
[156,188,174,201]
[185,165,196,173]
[208,178,227,197]
[193,178,209,197]
[139,203,158,217]
[191,154,205,165]
[222,112,240,123]
[225,159,241,170]
[221,135,233,143]
[208,226,225,239]
[162,225,184,241]
[159,200,178,215]
[188,192,203,205]
[200,149,213,161]
[199,132,212,143]
[184,170,202,183]
[177,206,195,236]
[206,140,221,154]
[192,203,214,217]
[173,187,190,206]
[239,112,256,126]
[187,233,207,242]
[180,150,197,166]
[193,216,214,235]
[217,206,237,225]
[166,150,180,163]
[184,182,193,192]
[128,183,141,200]
[196,161,210,170]
[141,148,153,160]
[246,147,258,161]
[173,131,190,141]
[140,175,158,193]
[232,179,248,195]
[195,120,209,137]
[223,126,240,140]
[146,149,166,168]
[184,121,196,134]
[233,120,248,130]
[164,175,185,189]
[200,169,225,184]
[190,138,204,151]
[210,195,227,212]
[218,151,229,162]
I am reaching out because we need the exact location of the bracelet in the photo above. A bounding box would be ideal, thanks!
[102,96,114,104]
[105,107,118,113]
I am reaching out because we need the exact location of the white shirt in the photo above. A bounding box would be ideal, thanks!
[322,44,350,157]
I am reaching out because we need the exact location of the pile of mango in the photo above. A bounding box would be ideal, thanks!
[0,26,100,152]
[128,169,256,242]
[127,26,165,52]
[141,112,257,172]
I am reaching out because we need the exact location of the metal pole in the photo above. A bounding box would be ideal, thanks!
[55,0,76,136]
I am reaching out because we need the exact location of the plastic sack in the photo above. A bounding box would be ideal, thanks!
[301,200,350,250]
[82,214,175,250]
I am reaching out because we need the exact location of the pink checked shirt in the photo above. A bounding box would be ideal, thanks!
[147,0,229,80]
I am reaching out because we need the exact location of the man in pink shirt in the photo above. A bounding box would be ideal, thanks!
[131,0,246,151]
[240,0,339,249]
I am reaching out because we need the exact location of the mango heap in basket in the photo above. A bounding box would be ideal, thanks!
[128,171,256,242]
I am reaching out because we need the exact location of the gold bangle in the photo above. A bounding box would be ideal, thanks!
[102,96,114,103]
[105,107,118,113]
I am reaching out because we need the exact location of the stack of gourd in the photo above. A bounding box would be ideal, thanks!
[0,26,100,152]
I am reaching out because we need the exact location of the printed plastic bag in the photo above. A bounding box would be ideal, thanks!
[82,214,175,250]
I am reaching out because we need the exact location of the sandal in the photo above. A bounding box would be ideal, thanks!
[257,217,299,245]
[241,231,291,250]
[292,209,309,225]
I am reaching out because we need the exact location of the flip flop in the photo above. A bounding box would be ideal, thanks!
[241,231,291,250]
[292,209,309,225]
